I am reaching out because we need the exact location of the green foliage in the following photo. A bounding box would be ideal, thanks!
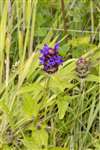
[0,0,99,150]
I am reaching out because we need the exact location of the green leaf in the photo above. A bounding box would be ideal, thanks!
[36,27,47,37]
[57,95,70,119]
[32,129,48,150]
[86,74,100,82]
[2,145,11,150]
[18,83,42,95]
[68,36,90,47]
[59,44,70,56]
[49,147,69,150]
[24,129,48,150]
[23,94,39,118]
[49,74,74,93]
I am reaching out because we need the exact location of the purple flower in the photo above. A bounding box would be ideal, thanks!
[39,43,63,74]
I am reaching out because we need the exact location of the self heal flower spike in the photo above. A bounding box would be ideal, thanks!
[40,43,63,74]
[76,57,89,78]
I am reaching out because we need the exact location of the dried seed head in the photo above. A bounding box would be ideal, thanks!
[76,57,90,78]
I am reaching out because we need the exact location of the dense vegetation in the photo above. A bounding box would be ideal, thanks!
[0,0,100,150]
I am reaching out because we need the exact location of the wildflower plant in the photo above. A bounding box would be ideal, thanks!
[0,0,99,150]
[76,57,90,78]
[40,43,63,74]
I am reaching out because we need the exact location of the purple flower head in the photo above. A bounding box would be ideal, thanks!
[39,43,63,74]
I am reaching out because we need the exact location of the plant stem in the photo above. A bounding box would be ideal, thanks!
[90,0,94,43]
[39,75,50,119]
[44,76,50,119]
[79,78,85,150]
[60,0,67,34]
[29,0,38,56]
[98,25,100,133]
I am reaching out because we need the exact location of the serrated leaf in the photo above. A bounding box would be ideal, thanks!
[49,76,74,93]
[57,95,70,119]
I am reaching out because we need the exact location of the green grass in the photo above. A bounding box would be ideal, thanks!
[0,0,100,150]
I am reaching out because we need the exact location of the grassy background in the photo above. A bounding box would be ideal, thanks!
[0,0,100,150]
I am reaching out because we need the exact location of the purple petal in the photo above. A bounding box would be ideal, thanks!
[41,44,49,55]
[57,59,63,65]
[40,49,44,54]
[39,57,45,64]
[54,43,59,50]
[43,44,49,51]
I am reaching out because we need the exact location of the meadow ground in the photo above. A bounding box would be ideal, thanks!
[0,0,100,150]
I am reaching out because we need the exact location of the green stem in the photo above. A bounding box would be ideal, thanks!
[44,76,50,119]
[90,0,94,43]
[60,0,67,35]
[40,75,51,120]
[79,78,85,150]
